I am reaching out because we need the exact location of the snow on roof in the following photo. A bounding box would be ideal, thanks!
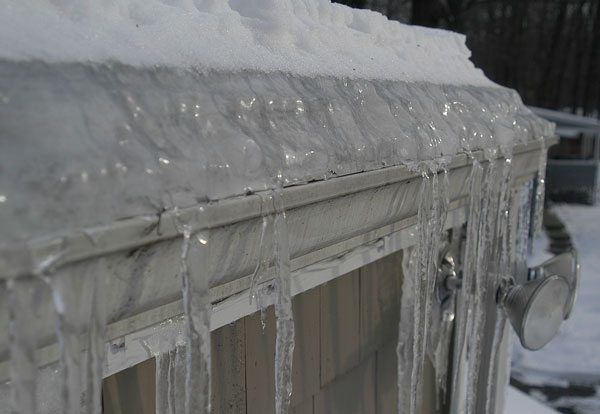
[0,0,492,86]
[0,1,554,244]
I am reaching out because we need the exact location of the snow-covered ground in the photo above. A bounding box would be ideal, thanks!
[512,204,600,413]
[505,386,559,413]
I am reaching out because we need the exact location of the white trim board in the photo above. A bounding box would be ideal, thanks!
[101,206,466,378]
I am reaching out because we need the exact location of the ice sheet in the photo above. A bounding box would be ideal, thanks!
[0,63,553,245]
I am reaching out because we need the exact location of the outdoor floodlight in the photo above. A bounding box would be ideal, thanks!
[528,250,580,320]
[499,275,570,351]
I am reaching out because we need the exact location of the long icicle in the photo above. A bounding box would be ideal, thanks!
[407,166,448,414]
[156,344,186,414]
[465,158,499,414]
[433,301,455,410]
[408,171,432,414]
[491,182,534,411]
[155,351,175,414]
[49,260,107,414]
[451,159,483,403]
[532,139,547,238]
[516,181,534,277]
[272,187,295,414]
[83,262,107,414]
[497,157,514,275]
[484,156,514,413]
[52,270,82,414]
[7,277,41,414]
[432,169,452,408]
[180,219,211,414]
[397,247,417,413]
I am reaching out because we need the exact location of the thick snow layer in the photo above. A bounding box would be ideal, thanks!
[0,0,493,85]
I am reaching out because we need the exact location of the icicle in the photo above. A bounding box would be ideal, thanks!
[32,363,62,414]
[433,303,455,410]
[432,169,452,409]
[484,314,508,413]
[272,187,295,414]
[249,214,269,304]
[51,271,85,414]
[484,156,514,414]
[49,259,107,414]
[142,316,186,414]
[485,179,531,413]
[397,247,416,413]
[6,277,42,414]
[179,221,211,414]
[515,181,534,276]
[249,192,275,331]
[83,281,107,414]
[408,172,431,414]
[439,169,451,237]
[451,159,483,402]
[141,315,186,414]
[484,310,510,414]
[461,154,513,414]
[465,158,500,414]
[155,352,173,414]
[404,166,449,414]
[1,360,63,414]
[532,139,547,238]
[497,157,514,274]
[155,344,186,414]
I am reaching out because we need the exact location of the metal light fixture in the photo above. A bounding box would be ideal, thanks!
[499,275,570,350]
[528,250,580,320]
[497,247,580,350]
[435,243,580,351]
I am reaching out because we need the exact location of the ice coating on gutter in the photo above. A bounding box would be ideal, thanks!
[0,62,553,245]
[1,0,492,85]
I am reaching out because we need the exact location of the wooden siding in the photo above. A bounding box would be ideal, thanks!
[102,250,442,414]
